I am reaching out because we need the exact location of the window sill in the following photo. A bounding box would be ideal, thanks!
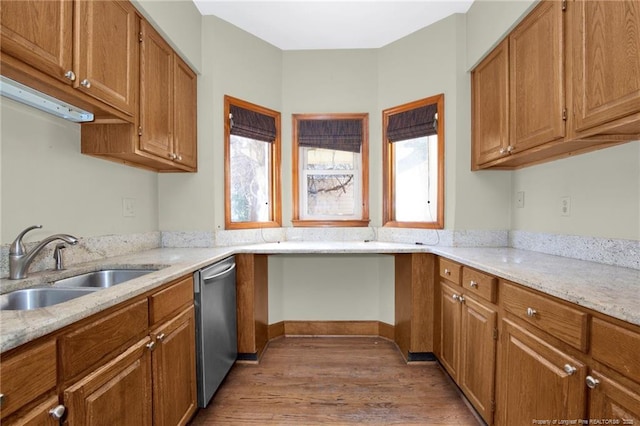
[226,221,282,230]
[383,220,444,229]
[291,219,370,228]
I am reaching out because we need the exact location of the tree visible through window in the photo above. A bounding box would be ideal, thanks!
[224,96,281,229]
[292,113,370,227]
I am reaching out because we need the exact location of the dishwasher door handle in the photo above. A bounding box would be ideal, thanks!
[202,263,236,283]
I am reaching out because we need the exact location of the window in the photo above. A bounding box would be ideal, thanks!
[383,94,444,228]
[292,113,369,227]
[224,95,281,229]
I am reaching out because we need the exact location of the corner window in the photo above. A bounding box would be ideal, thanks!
[224,95,281,229]
[292,113,369,227]
[383,94,444,228]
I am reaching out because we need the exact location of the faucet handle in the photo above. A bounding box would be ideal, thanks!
[10,225,43,256]
[54,243,67,270]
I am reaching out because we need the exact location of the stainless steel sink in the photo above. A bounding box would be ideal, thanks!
[52,269,156,289]
[0,287,99,311]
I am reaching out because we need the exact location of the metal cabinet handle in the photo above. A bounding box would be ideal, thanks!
[80,79,91,88]
[176,154,183,161]
[49,404,66,420]
[168,153,177,160]
[64,70,76,81]
[444,268,450,275]
[146,341,156,351]
[499,148,506,154]
[470,280,478,288]
[0,393,4,407]
[563,364,577,375]
[452,294,459,301]
[586,376,600,389]
[157,333,166,342]
[526,307,537,317]
[507,145,514,153]
[458,295,465,303]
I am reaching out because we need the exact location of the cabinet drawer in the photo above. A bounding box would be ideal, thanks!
[60,299,149,381]
[591,318,640,383]
[0,339,57,419]
[501,281,588,352]
[439,258,462,285]
[149,276,194,326]
[462,267,497,303]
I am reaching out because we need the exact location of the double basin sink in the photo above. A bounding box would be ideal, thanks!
[0,269,156,311]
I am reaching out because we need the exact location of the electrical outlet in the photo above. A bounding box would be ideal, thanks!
[560,196,571,217]
[516,191,525,208]
[122,197,136,217]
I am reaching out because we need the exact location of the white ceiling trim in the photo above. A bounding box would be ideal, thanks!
[193,1,474,50]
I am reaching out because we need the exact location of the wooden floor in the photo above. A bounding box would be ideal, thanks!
[189,337,482,425]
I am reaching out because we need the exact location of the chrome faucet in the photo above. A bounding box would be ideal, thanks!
[9,225,79,279]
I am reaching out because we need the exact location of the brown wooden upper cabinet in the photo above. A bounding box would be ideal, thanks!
[0,0,138,119]
[1,0,197,172]
[139,20,198,171]
[80,18,197,172]
[472,0,640,170]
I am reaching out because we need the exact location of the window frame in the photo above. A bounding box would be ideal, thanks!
[224,95,282,229]
[292,113,370,227]
[382,94,445,229]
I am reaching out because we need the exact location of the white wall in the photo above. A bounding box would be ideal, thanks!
[0,98,158,243]
[268,254,395,324]
[512,143,640,240]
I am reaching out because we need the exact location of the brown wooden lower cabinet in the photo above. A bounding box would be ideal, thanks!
[588,370,640,422]
[394,253,435,360]
[64,337,154,425]
[459,293,497,423]
[438,280,461,379]
[2,395,61,426]
[236,253,269,360]
[150,306,197,426]
[438,279,497,424]
[497,319,587,425]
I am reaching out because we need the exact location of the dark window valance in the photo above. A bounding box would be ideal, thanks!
[298,119,363,153]
[230,104,277,143]
[387,104,438,142]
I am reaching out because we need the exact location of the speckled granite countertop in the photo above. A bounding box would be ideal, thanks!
[1,242,638,353]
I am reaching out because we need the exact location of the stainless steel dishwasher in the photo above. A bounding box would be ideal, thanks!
[194,256,237,407]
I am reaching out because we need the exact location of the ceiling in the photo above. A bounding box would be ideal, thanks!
[192,1,474,50]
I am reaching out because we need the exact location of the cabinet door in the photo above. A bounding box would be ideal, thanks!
[0,339,57,420]
[0,0,73,84]
[472,39,509,167]
[74,0,137,115]
[509,0,565,152]
[459,294,497,424]
[439,281,461,380]
[571,0,640,134]
[588,370,640,423]
[497,320,587,425]
[2,395,60,426]
[151,306,197,426]
[139,20,174,161]
[173,55,198,170]
[64,338,153,426]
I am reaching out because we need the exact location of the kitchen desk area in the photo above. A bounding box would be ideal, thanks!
[1,242,639,424]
